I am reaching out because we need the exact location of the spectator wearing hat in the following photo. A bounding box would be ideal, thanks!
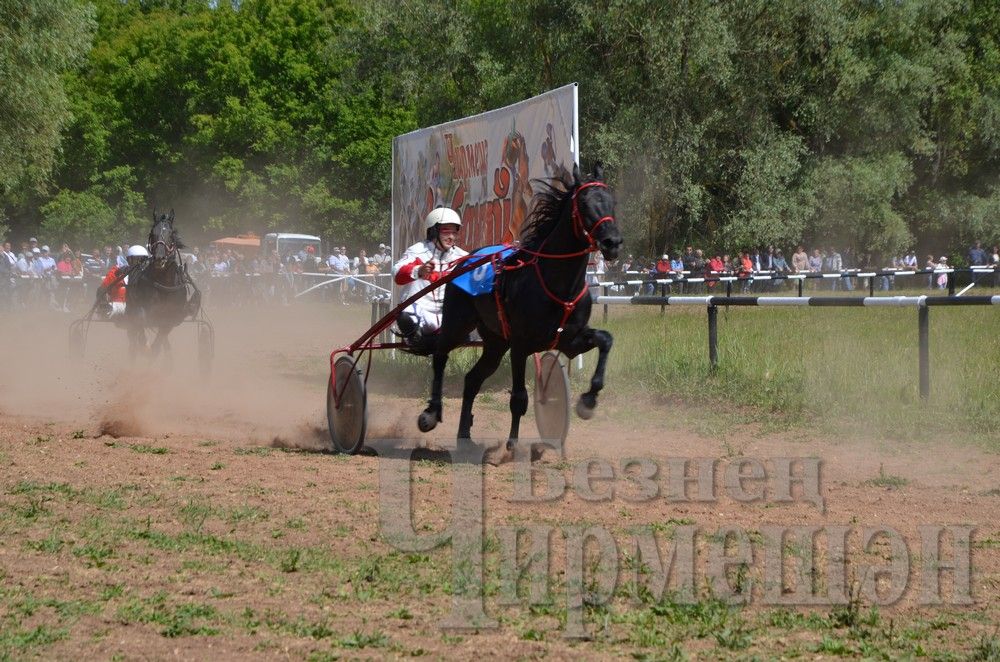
[34,246,56,277]
[937,256,949,289]
[326,246,351,304]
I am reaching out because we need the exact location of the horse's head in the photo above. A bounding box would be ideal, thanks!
[148,209,183,265]
[572,163,623,261]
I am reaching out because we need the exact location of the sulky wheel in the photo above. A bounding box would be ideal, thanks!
[197,322,215,378]
[533,350,571,446]
[327,355,368,454]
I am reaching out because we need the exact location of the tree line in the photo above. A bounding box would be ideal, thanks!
[2,0,999,262]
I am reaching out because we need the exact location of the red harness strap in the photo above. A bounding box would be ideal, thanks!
[534,260,590,349]
[491,181,613,347]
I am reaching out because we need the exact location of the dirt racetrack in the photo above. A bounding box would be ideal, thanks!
[1,303,998,659]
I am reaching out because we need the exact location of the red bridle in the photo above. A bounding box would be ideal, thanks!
[492,180,617,348]
[571,181,615,248]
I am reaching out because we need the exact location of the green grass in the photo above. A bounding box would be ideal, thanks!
[364,305,1000,447]
[864,464,909,489]
[129,444,170,455]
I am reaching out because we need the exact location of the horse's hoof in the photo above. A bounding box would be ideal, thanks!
[575,395,596,420]
[417,409,440,433]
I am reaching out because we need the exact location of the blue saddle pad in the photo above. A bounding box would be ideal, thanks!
[451,245,516,296]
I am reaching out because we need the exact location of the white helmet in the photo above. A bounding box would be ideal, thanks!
[126,245,150,258]
[424,207,461,229]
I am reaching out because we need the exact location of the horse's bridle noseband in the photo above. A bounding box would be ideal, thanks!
[571,181,615,248]
[149,238,176,260]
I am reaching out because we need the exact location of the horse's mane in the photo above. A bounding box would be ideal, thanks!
[518,174,575,250]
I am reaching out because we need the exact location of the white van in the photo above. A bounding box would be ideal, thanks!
[261,233,322,261]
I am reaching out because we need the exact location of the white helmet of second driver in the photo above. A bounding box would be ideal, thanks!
[126,245,150,258]
[424,207,462,229]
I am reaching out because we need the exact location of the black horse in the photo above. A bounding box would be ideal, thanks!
[418,164,623,451]
[124,210,200,362]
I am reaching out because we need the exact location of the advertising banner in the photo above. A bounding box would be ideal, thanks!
[391,84,579,259]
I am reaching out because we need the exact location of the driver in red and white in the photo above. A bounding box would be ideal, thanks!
[392,207,468,351]
[97,244,149,318]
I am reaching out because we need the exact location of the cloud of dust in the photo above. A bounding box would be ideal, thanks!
[0,302,374,449]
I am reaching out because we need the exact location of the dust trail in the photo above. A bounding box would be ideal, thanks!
[0,303,372,443]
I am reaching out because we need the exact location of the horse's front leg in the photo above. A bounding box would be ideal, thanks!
[457,337,507,441]
[127,326,146,361]
[559,327,613,419]
[158,329,173,370]
[418,350,448,433]
[504,349,529,451]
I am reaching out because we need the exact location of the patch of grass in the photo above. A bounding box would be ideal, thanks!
[178,498,217,531]
[970,629,1000,661]
[714,621,753,650]
[234,447,272,457]
[864,464,909,489]
[227,505,269,524]
[520,628,544,641]
[72,430,86,439]
[600,306,1000,446]
[280,549,301,573]
[130,444,170,455]
[116,592,220,638]
[387,606,412,620]
[25,533,65,554]
[210,462,224,470]
[0,624,69,658]
[71,543,115,568]
[335,630,390,649]
[13,496,51,521]
[814,635,854,655]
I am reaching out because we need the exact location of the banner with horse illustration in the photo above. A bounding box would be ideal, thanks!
[391,83,579,260]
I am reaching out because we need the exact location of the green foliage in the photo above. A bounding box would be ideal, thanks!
[2,0,999,256]
[0,0,95,195]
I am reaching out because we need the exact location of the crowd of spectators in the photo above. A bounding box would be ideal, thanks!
[3,234,999,311]
[605,243,1000,294]
[0,236,397,311]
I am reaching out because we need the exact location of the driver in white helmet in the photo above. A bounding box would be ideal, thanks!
[97,244,149,317]
[392,207,468,352]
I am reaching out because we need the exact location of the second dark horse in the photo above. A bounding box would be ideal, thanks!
[125,211,200,362]
[418,164,623,452]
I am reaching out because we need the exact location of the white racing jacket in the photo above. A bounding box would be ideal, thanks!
[392,240,469,332]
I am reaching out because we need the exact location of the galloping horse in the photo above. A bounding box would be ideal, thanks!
[124,211,200,362]
[418,164,623,452]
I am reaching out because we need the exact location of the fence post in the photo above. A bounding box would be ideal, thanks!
[726,280,732,298]
[707,305,718,370]
[919,304,929,400]
[797,278,803,298]
[947,271,956,296]
[602,284,608,323]
[660,282,666,315]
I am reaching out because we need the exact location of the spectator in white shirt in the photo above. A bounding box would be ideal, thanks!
[33,246,57,276]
